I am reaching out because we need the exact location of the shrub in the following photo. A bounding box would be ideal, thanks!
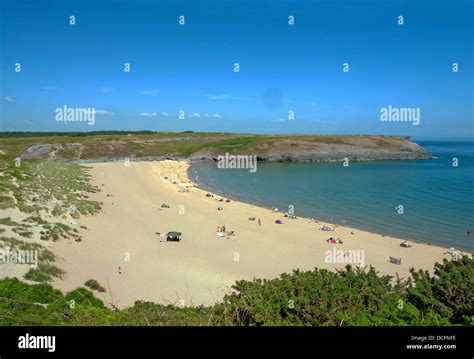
[84,279,106,293]
[65,288,105,308]
[407,255,474,325]
[0,257,472,326]
[24,264,65,283]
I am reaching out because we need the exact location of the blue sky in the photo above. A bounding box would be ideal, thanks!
[0,0,472,136]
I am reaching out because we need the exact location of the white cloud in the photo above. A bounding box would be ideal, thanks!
[190,113,202,118]
[161,112,169,116]
[206,94,229,100]
[138,90,159,96]
[94,110,114,116]
[205,94,255,101]
[100,87,116,94]
[4,96,14,103]
[203,113,222,118]
[139,112,159,117]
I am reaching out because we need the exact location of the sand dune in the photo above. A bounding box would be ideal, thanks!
[51,160,452,307]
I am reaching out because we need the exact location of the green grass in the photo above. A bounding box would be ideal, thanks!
[0,158,102,284]
[0,195,16,210]
[0,236,46,253]
[0,218,21,226]
[24,264,65,283]
[0,218,34,238]
[11,227,33,238]
[0,132,415,164]
[39,223,81,242]
[0,160,101,243]
[0,236,59,283]
[65,288,105,308]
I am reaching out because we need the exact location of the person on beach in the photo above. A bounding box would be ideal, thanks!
[118,266,122,275]
[258,218,261,226]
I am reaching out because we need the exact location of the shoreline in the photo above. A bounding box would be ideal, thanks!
[48,160,466,308]
[70,155,435,165]
[188,162,472,253]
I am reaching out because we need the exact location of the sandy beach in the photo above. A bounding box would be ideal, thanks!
[50,160,453,308]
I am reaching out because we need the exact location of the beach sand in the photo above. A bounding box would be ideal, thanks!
[50,160,452,308]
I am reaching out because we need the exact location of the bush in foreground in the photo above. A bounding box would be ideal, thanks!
[0,256,472,326]
[84,279,106,293]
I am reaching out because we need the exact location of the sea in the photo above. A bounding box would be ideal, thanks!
[189,139,474,251]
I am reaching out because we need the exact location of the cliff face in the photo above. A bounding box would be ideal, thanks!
[189,136,434,162]
[18,134,434,163]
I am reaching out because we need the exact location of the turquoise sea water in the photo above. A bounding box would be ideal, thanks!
[190,140,474,251]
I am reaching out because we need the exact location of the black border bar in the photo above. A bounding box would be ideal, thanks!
[0,326,472,355]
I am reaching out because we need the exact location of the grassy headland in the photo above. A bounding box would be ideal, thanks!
[0,131,432,163]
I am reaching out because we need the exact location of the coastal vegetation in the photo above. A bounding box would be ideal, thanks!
[0,160,101,229]
[0,256,472,326]
[0,131,431,163]
[84,279,106,293]
[0,157,102,283]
